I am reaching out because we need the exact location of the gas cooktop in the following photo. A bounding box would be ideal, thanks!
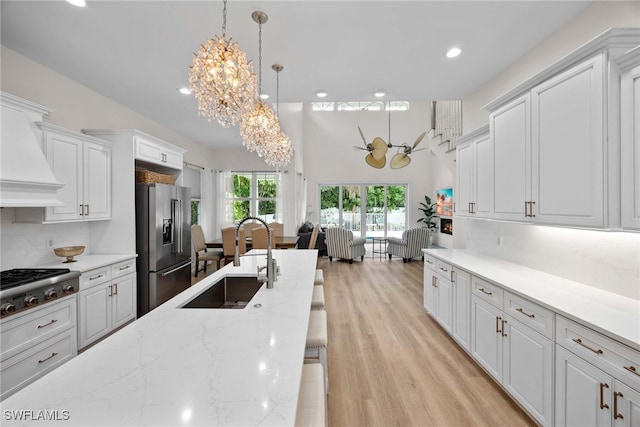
[1,268,72,290]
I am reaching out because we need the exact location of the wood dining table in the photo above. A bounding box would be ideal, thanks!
[206,235,300,250]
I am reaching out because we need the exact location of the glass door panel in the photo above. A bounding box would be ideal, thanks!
[320,186,339,228]
[386,185,406,239]
[366,185,385,238]
[342,186,361,237]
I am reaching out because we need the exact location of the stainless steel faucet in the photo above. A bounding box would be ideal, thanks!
[233,216,278,289]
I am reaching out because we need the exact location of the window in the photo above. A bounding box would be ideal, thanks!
[337,101,384,111]
[312,101,409,111]
[311,102,335,111]
[183,165,202,225]
[227,172,280,223]
[319,184,407,238]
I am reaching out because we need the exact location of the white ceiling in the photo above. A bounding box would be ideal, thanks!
[0,0,591,150]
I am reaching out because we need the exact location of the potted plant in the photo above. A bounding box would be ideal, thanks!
[417,195,439,245]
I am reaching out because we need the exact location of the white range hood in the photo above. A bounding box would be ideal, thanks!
[0,92,64,207]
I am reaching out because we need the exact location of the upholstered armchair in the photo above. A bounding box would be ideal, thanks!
[387,227,430,263]
[325,227,367,264]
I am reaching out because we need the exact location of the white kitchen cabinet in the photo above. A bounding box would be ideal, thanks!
[490,94,530,221]
[455,125,492,218]
[39,123,112,222]
[423,255,436,313]
[451,268,471,351]
[0,295,77,400]
[471,294,554,425]
[135,134,184,170]
[78,259,136,350]
[531,54,604,227]
[621,63,640,231]
[434,262,453,334]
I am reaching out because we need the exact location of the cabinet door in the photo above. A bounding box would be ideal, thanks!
[614,380,640,427]
[621,64,640,231]
[452,269,471,351]
[78,284,111,349]
[456,142,475,217]
[491,94,530,221]
[531,54,604,227]
[83,141,111,220]
[135,136,164,164]
[435,274,453,334]
[474,133,494,218]
[502,317,554,426]
[162,146,183,169]
[44,132,83,221]
[556,345,612,427]
[111,274,136,329]
[471,295,503,381]
[423,264,436,314]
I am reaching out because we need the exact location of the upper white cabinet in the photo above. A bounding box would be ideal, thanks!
[455,125,492,218]
[480,28,640,230]
[134,134,184,170]
[621,59,640,231]
[38,123,112,222]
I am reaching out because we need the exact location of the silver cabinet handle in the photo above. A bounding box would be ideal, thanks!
[479,288,493,296]
[113,283,118,295]
[89,274,104,281]
[439,266,448,273]
[38,352,59,364]
[516,307,535,318]
[37,319,58,329]
[119,265,131,271]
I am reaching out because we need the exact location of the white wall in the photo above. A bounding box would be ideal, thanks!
[431,2,640,299]
[302,103,436,230]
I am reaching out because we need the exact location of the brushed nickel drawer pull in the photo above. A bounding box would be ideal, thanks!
[600,383,610,409]
[496,316,501,334]
[439,266,448,272]
[37,319,58,329]
[501,319,508,337]
[614,392,624,419]
[119,265,131,271]
[426,259,433,265]
[38,352,59,364]
[432,276,438,288]
[89,274,104,281]
[516,307,535,318]
[624,365,639,376]
[479,288,493,296]
[572,338,603,355]
[113,283,118,295]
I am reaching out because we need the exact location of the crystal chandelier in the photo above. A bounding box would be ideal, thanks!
[240,11,280,156]
[188,0,257,128]
[263,64,293,168]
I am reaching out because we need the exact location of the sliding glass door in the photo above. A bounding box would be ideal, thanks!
[319,184,407,239]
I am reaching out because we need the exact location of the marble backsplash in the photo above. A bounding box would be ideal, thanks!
[1,208,91,269]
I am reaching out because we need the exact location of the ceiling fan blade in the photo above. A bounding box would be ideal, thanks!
[370,137,388,160]
[411,147,427,153]
[412,131,427,149]
[390,153,411,169]
[353,145,368,151]
[366,153,386,169]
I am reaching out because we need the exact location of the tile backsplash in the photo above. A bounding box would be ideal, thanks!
[1,208,91,269]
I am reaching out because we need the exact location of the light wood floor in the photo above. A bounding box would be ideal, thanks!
[193,255,537,427]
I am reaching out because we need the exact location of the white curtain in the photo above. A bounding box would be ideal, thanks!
[275,172,284,223]
[297,173,307,225]
[200,167,215,240]
[215,170,235,236]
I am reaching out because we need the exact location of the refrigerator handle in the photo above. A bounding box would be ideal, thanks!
[172,199,179,254]
[178,199,183,253]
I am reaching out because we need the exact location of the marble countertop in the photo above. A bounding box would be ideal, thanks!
[2,250,318,426]
[423,249,640,351]
[38,254,137,272]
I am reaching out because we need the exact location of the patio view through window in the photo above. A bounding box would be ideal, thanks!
[319,184,407,239]
[229,173,278,223]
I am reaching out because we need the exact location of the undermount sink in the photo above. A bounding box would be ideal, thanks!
[180,276,264,309]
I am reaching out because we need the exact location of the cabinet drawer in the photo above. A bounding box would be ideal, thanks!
[436,260,453,280]
[1,295,76,359]
[424,254,437,273]
[0,329,76,400]
[472,277,503,308]
[504,291,554,339]
[80,266,111,290]
[111,258,136,279]
[556,315,640,391]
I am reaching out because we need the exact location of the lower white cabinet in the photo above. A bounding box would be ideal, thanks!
[451,268,471,351]
[78,259,136,350]
[471,295,554,425]
[0,295,77,400]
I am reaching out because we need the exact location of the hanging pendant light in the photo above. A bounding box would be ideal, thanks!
[188,0,257,128]
[264,64,293,168]
[240,11,280,156]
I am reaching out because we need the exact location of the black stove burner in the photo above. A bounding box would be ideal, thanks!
[0,268,71,290]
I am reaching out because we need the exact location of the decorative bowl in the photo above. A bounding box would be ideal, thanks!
[53,246,85,263]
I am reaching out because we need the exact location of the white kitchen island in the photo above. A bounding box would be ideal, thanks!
[1,249,318,426]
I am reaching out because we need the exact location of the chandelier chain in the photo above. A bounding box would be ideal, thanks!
[258,20,263,93]
[222,0,227,37]
[275,67,280,117]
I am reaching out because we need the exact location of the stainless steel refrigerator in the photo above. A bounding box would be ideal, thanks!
[135,183,191,316]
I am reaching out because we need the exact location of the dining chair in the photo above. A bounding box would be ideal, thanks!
[191,225,223,277]
[221,226,246,265]
[251,226,269,249]
[242,222,262,235]
[268,222,283,238]
[308,224,319,250]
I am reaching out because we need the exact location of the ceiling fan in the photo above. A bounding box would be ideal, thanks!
[354,110,427,169]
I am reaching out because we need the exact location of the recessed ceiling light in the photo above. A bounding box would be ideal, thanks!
[315,91,328,98]
[178,87,192,95]
[374,91,386,98]
[66,0,86,7]
[446,47,462,58]
[259,93,270,100]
